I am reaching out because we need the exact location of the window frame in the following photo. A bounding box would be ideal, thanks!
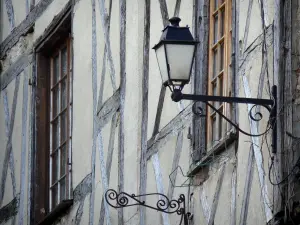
[207,0,232,149]
[33,10,73,224]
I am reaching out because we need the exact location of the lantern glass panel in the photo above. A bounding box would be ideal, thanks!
[165,44,195,82]
[155,44,169,84]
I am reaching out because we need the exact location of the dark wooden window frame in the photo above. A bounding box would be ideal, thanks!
[33,9,73,225]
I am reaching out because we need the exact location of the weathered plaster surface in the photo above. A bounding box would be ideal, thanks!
[1,2,11,42]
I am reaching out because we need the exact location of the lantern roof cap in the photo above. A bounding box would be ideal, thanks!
[153,17,197,50]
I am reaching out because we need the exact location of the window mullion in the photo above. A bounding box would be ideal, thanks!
[58,50,61,204]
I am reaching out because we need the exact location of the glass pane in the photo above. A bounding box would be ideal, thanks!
[60,144,67,176]
[220,43,224,72]
[61,112,67,142]
[53,55,59,85]
[155,45,168,84]
[214,0,218,10]
[214,14,218,44]
[213,49,218,78]
[52,184,58,208]
[212,82,218,108]
[61,47,67,76]
[52,86,60,117]
[60,177,66,200]
[166,44,195,81]
[52,119,59,150]
[61,78,67,110]
[220,9,225,37]
[218,108,223,139]
[52,151,59,183]
[219,76,223,96]
[212,116,217,144]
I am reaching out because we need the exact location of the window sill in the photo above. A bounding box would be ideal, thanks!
[37,200,73,225]
[187,130,238,177]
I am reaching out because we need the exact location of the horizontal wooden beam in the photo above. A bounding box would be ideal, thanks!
[0,0,54,58]
[146,104,193,160]
[0,194,19,224]
[97,89,120,129]
[1,53,33,91]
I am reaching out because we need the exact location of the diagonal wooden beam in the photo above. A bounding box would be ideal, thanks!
[173,0,181,17]
[97,0,117,91]
[240,0,254,59]
[98,113,118,225]
[97,89,120,129]
[230,166,237,225]
[167,131,183,199]
[152,85,166,137]
[146,104,193,160]
[97,0,113,110]
[158,0,169,27]
[0,0,56,58]
[208,163,226,225]
[1,54,33,91]
[0,76,20,207]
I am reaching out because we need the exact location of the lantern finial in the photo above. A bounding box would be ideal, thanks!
[169,17,181,27]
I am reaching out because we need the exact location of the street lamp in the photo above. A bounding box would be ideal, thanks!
[153,17,277,153]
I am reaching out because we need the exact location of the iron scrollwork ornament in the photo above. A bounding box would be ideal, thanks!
[105,189,191,225]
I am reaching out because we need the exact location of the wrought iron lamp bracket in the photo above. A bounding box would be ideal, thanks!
[105,189,191,225]
[171,85,277,153]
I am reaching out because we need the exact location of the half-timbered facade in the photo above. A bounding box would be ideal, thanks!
[0,0,299,224]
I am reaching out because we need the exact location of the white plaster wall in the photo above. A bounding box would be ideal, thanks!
[11,0,27,28]
[72,0,94,188]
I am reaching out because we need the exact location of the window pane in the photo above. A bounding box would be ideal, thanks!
[61,47,67,76]
[52,184,58,208]
[52,151,59,183]
[220,9,225,37]
[60,144,67,176]
[60,177,66,200]
[219,76,223,96]
[214,15,218,44]
[61,78,67,110]
[212,116,217,144]
[61,112,67,142]
[53,55,59,85]
[218,108,223,139]
[53,119,59,150]
[53,86,60,117]
[213,49,218,78]
[214,0,218,10]
[212,82,218,107]
[220,43,224,72]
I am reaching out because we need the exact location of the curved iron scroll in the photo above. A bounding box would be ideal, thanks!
[205,101,272,137]
[105,189,191,225]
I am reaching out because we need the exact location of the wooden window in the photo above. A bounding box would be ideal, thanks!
[49,39,72,210]
[207,0,232,148]
[34,11,73,224]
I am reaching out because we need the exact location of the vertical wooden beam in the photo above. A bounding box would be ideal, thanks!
[89,0,99,224]
[0,75,20,207]
[200,186,210,224]
[208,164,226,225]
[4,0,15,30]
[239,147,254,225]
[118,0,126,223]
[139,0,151,224]
[152,154,170,225]
[192,0,209,161]
[18,70,29,225]
[230,166,237,225]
